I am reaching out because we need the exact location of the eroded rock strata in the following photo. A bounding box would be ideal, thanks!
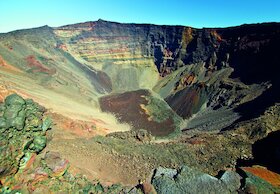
[0,20,280,193]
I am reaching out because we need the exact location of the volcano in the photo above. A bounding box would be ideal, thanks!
[0,20,280,193]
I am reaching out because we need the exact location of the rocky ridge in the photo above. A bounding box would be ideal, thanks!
[0,94,279,193]
[1,21,280,136]
[0,20,280,193]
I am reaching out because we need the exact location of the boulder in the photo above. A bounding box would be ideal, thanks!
[10,115,25,130]
[4,94,25,106]
[3,105,22,120]
[42,117,52,131]
[29,136,47,153]
[45,151,69,177]
[0,117,7,129]
[152,166,241,194]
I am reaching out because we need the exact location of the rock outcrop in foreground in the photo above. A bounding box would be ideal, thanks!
[0,94,50,178]
[0,94,123,193]
[152,165,280,194]
[0,20,280,193]
[0,94,280,194]
[152,166,241,194]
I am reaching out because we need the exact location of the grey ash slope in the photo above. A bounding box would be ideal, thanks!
[1,20,280,135]
[1,20,280,193]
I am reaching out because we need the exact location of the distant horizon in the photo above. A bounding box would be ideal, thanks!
[0,0,279,33]
[1,19,280,34]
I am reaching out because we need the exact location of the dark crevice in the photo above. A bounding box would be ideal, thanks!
[235,168,248,191]
[236,130,280,174]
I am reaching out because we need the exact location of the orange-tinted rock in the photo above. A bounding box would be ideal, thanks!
[20,153,37,171]
[57,43,68,51]
[30,167,49,186]
[0,85,16,102]
[0,55,21,72]
[25,55,56,75]
[142,182,157,194]
[210,30,223,42]
[179,74,195,87]
[185,137,205,145]
[241,167,280,187]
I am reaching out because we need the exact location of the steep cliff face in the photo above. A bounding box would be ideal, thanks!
[0,20,279,136]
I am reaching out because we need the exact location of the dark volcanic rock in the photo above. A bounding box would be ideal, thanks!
[166,83,208,118]
[152,166,241,194]
[99,89,181,136]
[46,21,280,132]
[69,21,280,84]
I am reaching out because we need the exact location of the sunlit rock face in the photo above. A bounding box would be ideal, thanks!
[1,20,280,193]
[0,20,280,136]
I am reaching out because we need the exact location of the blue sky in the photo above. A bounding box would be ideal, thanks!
[0,0,279,33]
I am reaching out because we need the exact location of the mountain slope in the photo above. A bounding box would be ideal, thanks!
[0,20,280,136]
[1,20,280,190]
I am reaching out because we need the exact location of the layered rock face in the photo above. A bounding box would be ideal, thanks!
[0,20,280,193]
[53,20,280,133]
[0,20,279,136]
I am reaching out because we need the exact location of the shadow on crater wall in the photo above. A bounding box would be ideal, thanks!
[237,130,280,173]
